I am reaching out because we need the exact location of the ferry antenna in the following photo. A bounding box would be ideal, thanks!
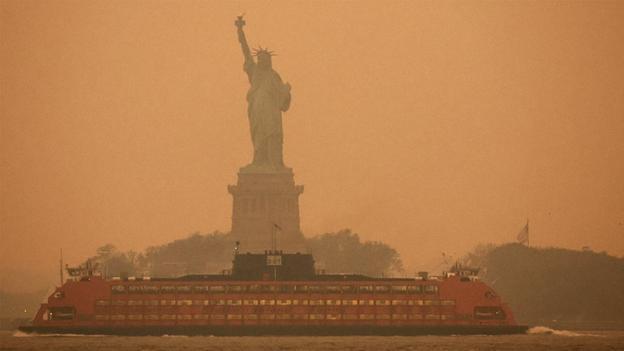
[59,248,64,286]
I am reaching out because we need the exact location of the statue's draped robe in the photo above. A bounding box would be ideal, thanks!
[244,59,291,169]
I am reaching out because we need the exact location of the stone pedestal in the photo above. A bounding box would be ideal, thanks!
[228,168,305,253]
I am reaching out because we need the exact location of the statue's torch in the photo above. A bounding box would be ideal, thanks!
[235,14,246,28]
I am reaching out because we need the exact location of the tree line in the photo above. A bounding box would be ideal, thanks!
[463,243,624,328]
[82,229,403,279]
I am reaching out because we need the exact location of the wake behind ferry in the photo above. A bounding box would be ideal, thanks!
[19,250,527,335]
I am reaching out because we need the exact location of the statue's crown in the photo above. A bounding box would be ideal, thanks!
[253,46,275,57]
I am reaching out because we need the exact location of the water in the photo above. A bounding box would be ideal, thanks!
[1,328,623,351]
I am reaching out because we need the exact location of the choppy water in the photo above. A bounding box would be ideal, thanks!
[1,328,623,351]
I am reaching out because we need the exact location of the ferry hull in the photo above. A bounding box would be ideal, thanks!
[18,324,529,336]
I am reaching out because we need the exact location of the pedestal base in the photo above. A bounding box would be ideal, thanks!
[228,168,305,253]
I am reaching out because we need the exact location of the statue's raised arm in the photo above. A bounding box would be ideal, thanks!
[233,15,291,171]
[235,15,254,73]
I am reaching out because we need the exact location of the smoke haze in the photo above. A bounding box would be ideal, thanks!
[1,0,623,292]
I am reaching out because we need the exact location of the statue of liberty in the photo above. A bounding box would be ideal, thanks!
[235,16,292,172]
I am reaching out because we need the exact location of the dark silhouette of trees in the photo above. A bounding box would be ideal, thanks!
[464,243,624,328]
[83,229,403,279]
[306,229,403,277]
[140,231,233,277]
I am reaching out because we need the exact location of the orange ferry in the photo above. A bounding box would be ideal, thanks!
[19,251,527,335]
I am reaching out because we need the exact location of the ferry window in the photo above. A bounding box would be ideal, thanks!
[309,299,325,306]
[244,299,258,305]
[341,285,355,293]
[374,285,390,293]
[261,285,278,293]
[308,285,322,293]
[359,314,374,320]
[424,285,439,294]
[392,314,407,320]
[144,300,159,306]
[244,314,258,320]
[248,284,262,292]
[441,314,454,320]
[193,286,209,293]
[176,286,192,293]
[160,286,176,294]
[358,285,373,293]
[375,299,391,306]
[343,314,358,320]
[143,285,159,293]
[309,314,324,320]
[326,314,341,320]
[424,300,440,306]
[294,285,308,293]
[279,285,291,293]
[441,300,456,306]
[160,314,176,320]
[226,314,242,320]
[193,300,204,306]
[425,314,441,320]
[210,314,225,320]
[326,299,341,306]
[177,300,193,306]
[260,314,275,320]
[127,300,143,306]
[358,299,374,306]
[376,314,391,320]
[111,285,126,294]
[95,315,109,321]
[49,306,75,321]
[227,299,242,306]
[128,314,142,320]
[110,314,125,320]
[227,285,243,293]
[342,299,358,306]
[325,286,340,293]
[111,300,126,306]
[292,314,309,320]
[259,299,275,305]
[128,285,143,294]
[407,285,422,294]
[277,299,291,305]
[391,285,408,294]
[95,300,110,306]
[144,314,159,320]
[276,314,291,320]
[392,300,408,306]
[474,306,506,320]
[209,285,225,293]
[409,314,423,320]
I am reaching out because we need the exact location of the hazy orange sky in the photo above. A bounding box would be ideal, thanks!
[2,0,623,292]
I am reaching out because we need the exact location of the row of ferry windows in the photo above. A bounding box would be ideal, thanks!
[97,299,455,306]
[111,285,439,295]
[96,313,454,321]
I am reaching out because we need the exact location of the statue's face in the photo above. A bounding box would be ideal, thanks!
[257,53,272,70]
